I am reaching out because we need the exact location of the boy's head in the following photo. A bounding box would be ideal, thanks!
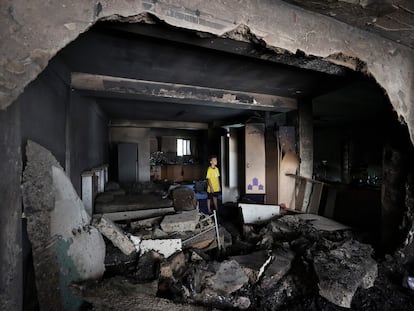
[209,155,218,167]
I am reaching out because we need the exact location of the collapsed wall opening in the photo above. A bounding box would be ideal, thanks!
[2,2,414,310]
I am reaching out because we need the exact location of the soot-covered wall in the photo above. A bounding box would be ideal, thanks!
[69,92,109,193]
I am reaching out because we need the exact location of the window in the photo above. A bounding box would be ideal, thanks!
[177,138,191,156]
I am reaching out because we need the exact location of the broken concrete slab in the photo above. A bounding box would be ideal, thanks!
[95,193,173,213]
[261,248,295,289]
[313,240,378,308]
[209,260,249,295]
[140,239,182,258]
[22,141,106,311]
[161,209,200,232]
[239,203,280,224]
[51,166,106,278]
[256,274,301,310]
[99,207,175,221]
[172,186,198,212]
[22,140,60,213]
[93,215,135,255]
[130,216,163,229]
[152,227,169,239]
[230,250,273,283]
[294,213,351,231]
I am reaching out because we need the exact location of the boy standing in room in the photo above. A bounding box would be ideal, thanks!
[206,155,221,214]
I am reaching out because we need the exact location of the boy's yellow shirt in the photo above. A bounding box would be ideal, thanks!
[206,166,221,192]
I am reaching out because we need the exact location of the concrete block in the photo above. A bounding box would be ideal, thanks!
[230,250,273,283]
[209,260,249,295]
[261,248,295,289]
[99,207,175,222]
[161,209,200,232]
[294,214,350,231]
[22,141,106,311]
[239,203,280,224]
[313,240,378,308]
[172,186,198,212]
[93,215,135,255]
[94,194,173,213]
[130,216,163,229]
[140,239,182,258]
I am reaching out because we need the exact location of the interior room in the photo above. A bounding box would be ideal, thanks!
[1,1,414,310]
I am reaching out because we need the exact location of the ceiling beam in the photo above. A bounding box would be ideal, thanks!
[109,119,208,130]
[71,72,297,112]
[101,23,349,76]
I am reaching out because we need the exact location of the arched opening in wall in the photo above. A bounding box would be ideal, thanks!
[18,17,414,311]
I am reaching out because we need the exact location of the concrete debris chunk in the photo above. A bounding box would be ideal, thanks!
[230,250,273,283]
[100,207,175,221]
[95,193,173,213]
[313,239,378,308]
[152,227,169,239]
[140,239,182,258]
[191,251,205,262]
[130,216,163,229]
[161,209,200,232]
[192,291,251,310]
[22,141,106,311]
[294,214,350,231]
[261,248,295,289]
[209,260,249,295]
[172,186,198,212]
[22,140,61,212]
[93,215,136,255]
[130,235,141,252]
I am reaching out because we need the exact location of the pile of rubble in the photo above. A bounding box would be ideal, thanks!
[22,141,414,311]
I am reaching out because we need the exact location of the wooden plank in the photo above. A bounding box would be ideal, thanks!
[308,183,324,215]
[295,178,307,211]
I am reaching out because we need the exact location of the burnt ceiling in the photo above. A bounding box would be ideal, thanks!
[62,21,386,126]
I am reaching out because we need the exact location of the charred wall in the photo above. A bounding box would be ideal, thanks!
[68,92,109,193]
[0,55,109,310]
[0,102,22,311]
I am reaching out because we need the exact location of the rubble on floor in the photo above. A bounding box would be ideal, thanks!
[72,276,209,311]
[313,240,378,308]
[22,147,414,311]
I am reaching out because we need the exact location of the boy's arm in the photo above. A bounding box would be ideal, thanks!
[207,178,214,193]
